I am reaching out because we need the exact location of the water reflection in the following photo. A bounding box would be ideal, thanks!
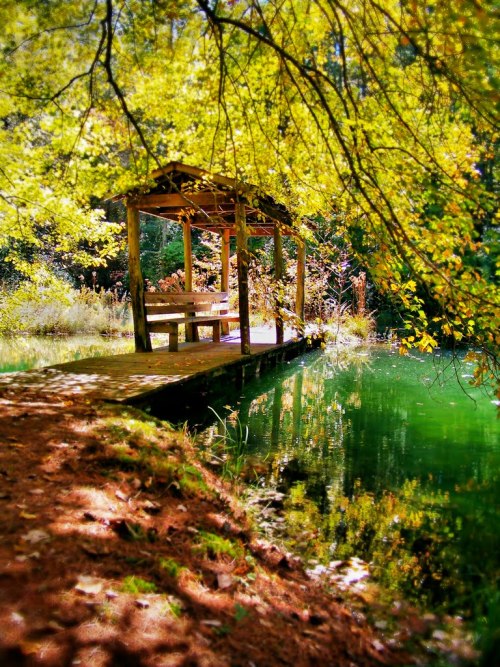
[198,345,500,619]
[0,335,134,373]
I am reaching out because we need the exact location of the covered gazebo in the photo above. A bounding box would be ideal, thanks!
[122,162,306,355]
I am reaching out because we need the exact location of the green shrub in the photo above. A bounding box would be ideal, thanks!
[0,277,131,335]
[342,313,375,340]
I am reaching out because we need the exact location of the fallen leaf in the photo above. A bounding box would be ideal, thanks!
[142,500,161,514]
[10,611,25,625]
[217,573,234,589]
[115,489,128,502]
[75,576,103,596]
[22,529,50,544]
[47,620,65,632]
[15,551,40,562]
[201,619,222,627]
[19,511,37,520]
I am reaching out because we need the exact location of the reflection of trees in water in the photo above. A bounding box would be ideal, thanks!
[266,368,346,515]
[330,478,499,618]
[240,348,372,502]
[199,347,500,619]
[0,335,134,372]
[281,475,499,619]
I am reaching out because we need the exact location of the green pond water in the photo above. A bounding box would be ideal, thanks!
[197,345,500,626]
[0,335,135,373]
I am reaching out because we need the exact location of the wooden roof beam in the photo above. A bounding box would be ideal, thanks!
[133,192,234,208]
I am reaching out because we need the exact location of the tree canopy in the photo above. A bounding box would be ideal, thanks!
[0,0,498,391]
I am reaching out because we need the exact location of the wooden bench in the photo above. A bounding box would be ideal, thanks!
[145,291,239,352]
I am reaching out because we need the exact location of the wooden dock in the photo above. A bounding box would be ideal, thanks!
[0,329,319,418]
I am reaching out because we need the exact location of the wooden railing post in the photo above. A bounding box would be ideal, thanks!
[220,228,230,335]
[295,238,306,337]
[273,223,284,345]
[183,219,195,342]
[235,202,251,355]
[127,202,152,352]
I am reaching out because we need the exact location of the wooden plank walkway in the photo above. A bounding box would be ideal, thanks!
[0,329,318,413]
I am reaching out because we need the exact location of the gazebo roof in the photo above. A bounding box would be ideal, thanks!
[117,162,295,236]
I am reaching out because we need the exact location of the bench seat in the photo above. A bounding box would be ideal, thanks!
[145,292,239,352]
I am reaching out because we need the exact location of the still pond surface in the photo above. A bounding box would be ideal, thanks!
[196,345,499,624]
[0,335,134,374]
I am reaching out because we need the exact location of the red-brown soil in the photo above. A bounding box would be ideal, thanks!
[0,380,461,666]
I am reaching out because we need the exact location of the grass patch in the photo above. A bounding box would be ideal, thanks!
[160,596,184,618]
[178,464,209,495]
[158,557,185,578]
[234,603,250,622]
[121,576,158,595]
[194,530,242,560]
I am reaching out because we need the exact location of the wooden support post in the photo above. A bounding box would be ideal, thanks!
[220,228,230,335]
[235,202,251,355]
[183,220,193,292]
[127,203,152,352]
[183,219,195,342]
[295,238,306,337]
[221,228,230,293]
[273,223,284,345]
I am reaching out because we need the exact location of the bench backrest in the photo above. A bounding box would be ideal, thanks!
[144,292,230,318]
